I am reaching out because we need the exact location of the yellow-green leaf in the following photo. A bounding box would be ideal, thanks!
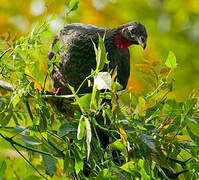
[165,51,177,69]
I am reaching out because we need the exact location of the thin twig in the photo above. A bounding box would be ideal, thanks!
[76,72,95,94]
[0,80,15,91]
[42,72,48,94]
[146,69,173,99]
[40,131,65,158]
[0,48,11,59]
[25,100,34,122]
[0,133,51,156]
[11,144,48,180]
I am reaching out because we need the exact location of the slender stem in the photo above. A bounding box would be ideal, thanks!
[76,72,95,94]
[25,99,34,122]
[0,80,14,92]
[0,133,51,156]
[146,69,173,99]
[41,133,65,158]
[92,120,100,143]
[42,72,48,94]
[11,144,48,180]
[0,48,11,59]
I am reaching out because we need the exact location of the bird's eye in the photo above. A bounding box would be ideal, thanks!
[131,28,136,33]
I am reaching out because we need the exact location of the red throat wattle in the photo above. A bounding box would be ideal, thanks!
[114,34,133,51]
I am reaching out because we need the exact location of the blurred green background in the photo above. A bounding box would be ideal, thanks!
[0,0,199,99]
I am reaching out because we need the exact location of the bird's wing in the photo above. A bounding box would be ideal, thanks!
[48,23,110,93]
[60,23,109,51]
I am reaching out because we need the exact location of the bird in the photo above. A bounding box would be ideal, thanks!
[48,22,147,95]
[47,22,147,177]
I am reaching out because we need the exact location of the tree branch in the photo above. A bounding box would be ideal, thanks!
[0,80,15,92]
[0,133,52,156]
[11,144,48,180]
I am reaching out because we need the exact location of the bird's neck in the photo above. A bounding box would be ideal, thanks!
[114,34,133,51]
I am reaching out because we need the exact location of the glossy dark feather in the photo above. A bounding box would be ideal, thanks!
[48,22,147,94]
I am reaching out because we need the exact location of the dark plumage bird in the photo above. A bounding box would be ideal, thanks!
[48,22,147,94]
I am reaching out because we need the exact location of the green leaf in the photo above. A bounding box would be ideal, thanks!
[40,24,53,37]
[165,51,177,68]
[1,112,12,127]
[43,155,56,177]
[58,123,77,137]
[29,27,38,41]
[85,117,91,161]
[52,40,60,53]
[110,139,125,151]
[67,0,79,15]
[60,44,67,51]
[92,34,108,72]
[48,14,56,21]
[78,93,91,110]
[139,133,156,151]
[186,126,199,143]
[97,169,112,178]
[120,161,135,174]
[12,125,26,134]
[74,149,83,175]
[68,84,85,113]
[138,96,146,116]
[91,85,99,109]
[0,160,7,177]
[94,72,112,90]
[19,135,42,146]
[77,115,86,140]
[63,150,70,173]
[187,118,199,137]
[11,89,24,108]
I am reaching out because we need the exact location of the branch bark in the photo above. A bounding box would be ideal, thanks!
[0,80,14,92]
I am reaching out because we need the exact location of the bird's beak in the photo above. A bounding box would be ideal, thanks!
[138,37,146,50]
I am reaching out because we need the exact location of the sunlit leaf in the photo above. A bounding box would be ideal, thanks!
[187,118,199,137]
[78,93,91,110]
[85,117,91,161]
[165,51,177,68]
[91,84,99,109]
[52,40,60,53]
[120,161,135,174]
[94,72,112,90]
[77,115,86,140]
[1,112,12,127]
[74,149,83,175]
[11,89,24,108]
[110,139,125,151]
[138,96,146,116]
[67,0,79,15]
[48,14,56,21]
[97,169,112,178]
[19,135,42,146]
[12,125,27,134]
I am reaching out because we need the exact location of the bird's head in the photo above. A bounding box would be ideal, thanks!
[114,22,147,51]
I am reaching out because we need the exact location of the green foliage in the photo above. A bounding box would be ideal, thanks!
[67,0,80,15]
[0,15,199,180]
[165,51,177,69]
